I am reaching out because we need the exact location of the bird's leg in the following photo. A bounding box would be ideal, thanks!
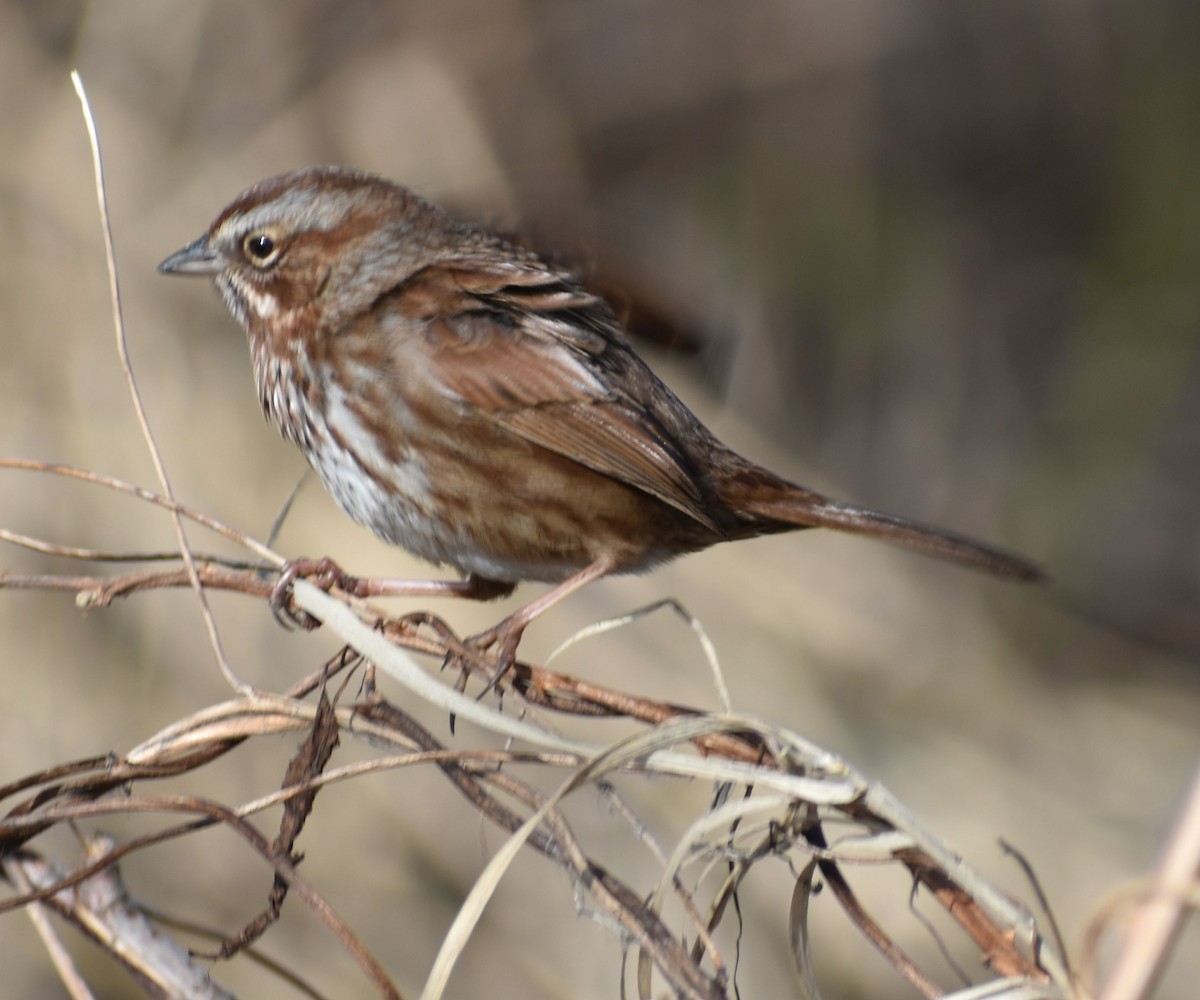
[467,556,617,685]
[270,558,514,630]
[353,573,516,601]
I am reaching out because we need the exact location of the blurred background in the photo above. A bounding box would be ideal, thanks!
[1,1,1197,997]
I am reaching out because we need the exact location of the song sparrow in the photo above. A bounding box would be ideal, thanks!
[159,166,1040,658]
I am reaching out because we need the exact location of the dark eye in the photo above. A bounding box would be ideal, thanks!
[242,232,280,266]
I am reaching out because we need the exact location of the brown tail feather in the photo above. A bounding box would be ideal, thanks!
[737,488,1044,582]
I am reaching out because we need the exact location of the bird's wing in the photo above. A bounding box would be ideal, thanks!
[387,258,718,530]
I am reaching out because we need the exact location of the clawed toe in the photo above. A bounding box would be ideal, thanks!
[455,620,527,696]
[269,557,350,630]
[469,623,524,667]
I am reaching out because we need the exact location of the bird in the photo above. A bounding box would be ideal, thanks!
[159,166,1041,663]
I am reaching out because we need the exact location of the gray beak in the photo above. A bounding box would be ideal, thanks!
[157,235,223,276]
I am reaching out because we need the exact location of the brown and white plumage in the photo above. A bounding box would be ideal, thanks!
[159,166,1041,634]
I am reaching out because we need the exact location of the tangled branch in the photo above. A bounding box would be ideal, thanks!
[0,472,1074,998]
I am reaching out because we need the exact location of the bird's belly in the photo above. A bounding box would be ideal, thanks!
[302,415,707,584]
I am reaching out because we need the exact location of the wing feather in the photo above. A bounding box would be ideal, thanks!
[391,259,718,530]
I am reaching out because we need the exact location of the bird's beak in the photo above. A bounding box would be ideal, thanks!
[157,235,223,276]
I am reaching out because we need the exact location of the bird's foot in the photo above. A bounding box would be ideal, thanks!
[458,617,528,698]
[269,557,352,630]
[449,558,617,697]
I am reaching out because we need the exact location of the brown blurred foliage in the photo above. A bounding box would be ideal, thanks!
[1,1,1197,998]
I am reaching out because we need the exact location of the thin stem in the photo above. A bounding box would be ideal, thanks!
[70,72,247,693]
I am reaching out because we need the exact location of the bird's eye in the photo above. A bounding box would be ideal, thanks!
[242,232,280,266]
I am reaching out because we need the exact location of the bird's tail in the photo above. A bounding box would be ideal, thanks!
[725,469,1044,582]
